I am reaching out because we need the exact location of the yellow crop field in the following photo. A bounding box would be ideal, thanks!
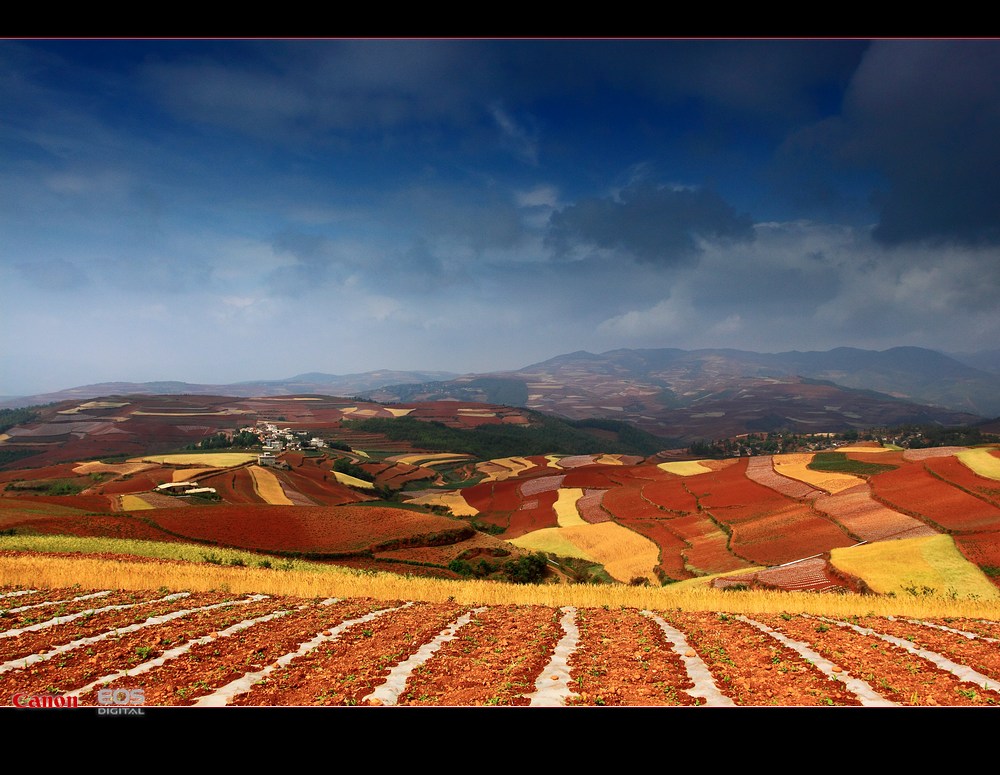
[4,535,1000,618]
[475,457,534,481]
[392,453,472,466]
[554,488,587,527]
[403,489,479,516]
[58,401,130,414]
[509,530,597,561]
[247,465,294,505]
[772,453,865,493]
[386,408,413,417]
[511,521,660,584]
[72,461,155,476]
[131,453,258,466]
[172,467,218,482]
[119,494,154,511]
[657,460,713,476]
[332,471,376,490]
[829,534,1000,600]
[593,454,624,466]
[957,446,1000,481]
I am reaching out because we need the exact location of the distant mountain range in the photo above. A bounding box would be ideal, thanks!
[4,346,998,441]
[361,346,997,441]
[0,370,459,411]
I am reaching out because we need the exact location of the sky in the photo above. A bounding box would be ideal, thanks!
[2,38,1000,396]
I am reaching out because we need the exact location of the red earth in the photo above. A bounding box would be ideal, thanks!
[2,573,998,708]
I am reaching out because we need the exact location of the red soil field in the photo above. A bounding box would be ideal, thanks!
[922,455,1000,507]
[460,479,523,515]
[684,460,855,566]
[504,488,559,539]
[272,468,371,507]
[870,464,1000,532]
[601,483,671,521]
[96,471,174,495]
[141,504,473,555]
[641,478,699,514]
[723,504,855,567]
[560,466,620,488]
[3,514,187,542]
[2,577,999,707]
[668,514,754,575]
[0,493,115,514]
[615,464,671,481]
[196,468,266,505]
[0,463,82,483]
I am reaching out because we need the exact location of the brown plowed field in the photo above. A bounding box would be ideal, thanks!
[140,504,472,555]
[922,456,1000,507]
[871,465,1000,532]
[5,582,996,707]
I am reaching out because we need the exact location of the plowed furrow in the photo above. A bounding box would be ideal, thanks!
[754,613,998,706]
[565,606,700,706]
[0,594,289,697]
[392,604,563,707]
[75,597,395,706]
[0,591,195,661]
[226,601,473,707]
[658,610,863,706]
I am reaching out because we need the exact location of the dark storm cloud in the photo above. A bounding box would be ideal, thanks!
[545,182,754,264]
[835,40,1000,246]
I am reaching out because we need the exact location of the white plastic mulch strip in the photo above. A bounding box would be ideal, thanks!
[642,610,736,707]
[527,606,579,707]
[896,616,1000,644]
[736,615,896,707]
[811,614,1000,694]
[0,589,39,600]
[67,601,306,699]
[363,606,487,707]
[0,594,270,674]
[193,600,413,707]
[3,590,112,614]
[0,592,188,639]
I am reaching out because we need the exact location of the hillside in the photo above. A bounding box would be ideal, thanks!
[1,392,999,596]
[364,348,989,441]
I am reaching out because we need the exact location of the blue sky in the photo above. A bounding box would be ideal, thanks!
[2,39,999,396]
